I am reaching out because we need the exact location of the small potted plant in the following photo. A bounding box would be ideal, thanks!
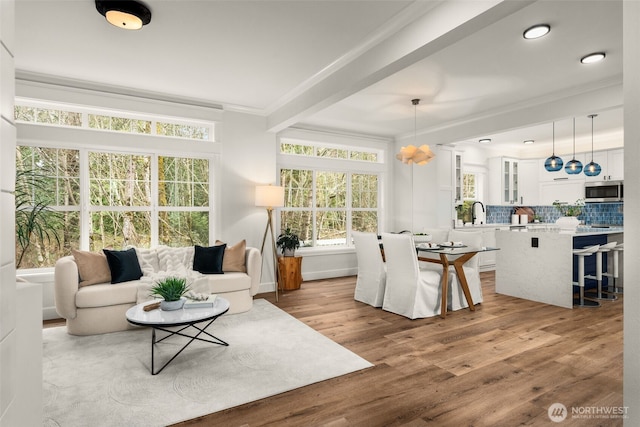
[553,199,585,230]
[149,277,189,311]
[276,228,301,257]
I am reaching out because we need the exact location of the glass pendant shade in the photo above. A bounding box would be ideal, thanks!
[584,161,602,176]
[544,121,563,172]
[584,114,601,177]
[565,117,582,174]
[544,155,563,171]
[565,159,583,174]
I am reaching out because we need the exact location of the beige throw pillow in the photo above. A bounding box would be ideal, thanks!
[72,249,112,287]
[215,239,246,273]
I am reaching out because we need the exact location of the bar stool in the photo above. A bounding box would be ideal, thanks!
[573,245,600,308]
[607,243,624,294]
[585,241,617,301]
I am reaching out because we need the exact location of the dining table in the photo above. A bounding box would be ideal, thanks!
[417,244,499,319]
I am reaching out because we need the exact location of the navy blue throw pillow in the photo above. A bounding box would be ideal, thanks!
[193,244,226,274]
[102,248,143,284]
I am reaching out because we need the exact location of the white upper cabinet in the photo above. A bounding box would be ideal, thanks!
[488,157,519,205]
[518,159,539,205]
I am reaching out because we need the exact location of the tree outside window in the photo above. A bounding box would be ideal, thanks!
[16,146,211,268]
[280,168,379,247]
[456,173,478,223]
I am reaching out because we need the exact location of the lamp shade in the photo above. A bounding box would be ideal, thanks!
[544,155,563,172]
[584,161,602,177]
[565,159,583,174]
[255,185,285,208]
[395,144,435,165]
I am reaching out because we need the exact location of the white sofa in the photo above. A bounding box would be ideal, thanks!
[54,245,262,335]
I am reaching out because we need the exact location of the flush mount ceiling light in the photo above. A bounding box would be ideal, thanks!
[96,0,151,30]
[584,114,602,177]
[523,140,534,145]
[581,52,606,64]
[478,138,491,144]
[523,24,550,39]
[565,117,583,175]
[544,121,563,171]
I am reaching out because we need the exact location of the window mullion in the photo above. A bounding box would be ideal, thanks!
[80,148,90,250]
[151,153,159,247]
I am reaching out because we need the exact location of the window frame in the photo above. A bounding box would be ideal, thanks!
[15,114,219,271]
[277,133,387,253]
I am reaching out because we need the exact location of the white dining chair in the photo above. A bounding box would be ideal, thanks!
[446,230,483,311]
[381,233,442,319]
[352,231,386,307]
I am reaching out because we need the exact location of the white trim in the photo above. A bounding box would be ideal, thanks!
[16,74,224,123]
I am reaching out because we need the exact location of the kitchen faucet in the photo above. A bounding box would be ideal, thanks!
[471,201,485,225]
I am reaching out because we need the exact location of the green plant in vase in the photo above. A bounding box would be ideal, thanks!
[276,228,301,257]
[553,199,585,217]
[150,277,189,310]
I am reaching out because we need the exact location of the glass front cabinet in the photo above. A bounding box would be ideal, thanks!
[489,157,519,205]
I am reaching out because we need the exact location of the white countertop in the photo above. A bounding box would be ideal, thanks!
[498,226,623,236]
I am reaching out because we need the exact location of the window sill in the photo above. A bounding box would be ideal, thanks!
[294,246,355,257]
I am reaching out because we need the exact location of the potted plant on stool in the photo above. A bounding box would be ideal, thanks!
[276,228,301,257]
[150,277,189,310]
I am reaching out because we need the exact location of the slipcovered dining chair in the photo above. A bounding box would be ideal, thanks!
[352,231,386,307]
[381,233,442,319]
[446,230,483,311]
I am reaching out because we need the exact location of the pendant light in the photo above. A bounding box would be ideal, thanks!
[544,121,563,171]
[395,99,435,165]
[565,118,583,174]
[584,114,602,176]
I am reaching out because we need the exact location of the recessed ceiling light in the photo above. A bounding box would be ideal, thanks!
[523,140,534,145]
[581,52,606,64]
[479,139,491,144]
[523,24,550,39]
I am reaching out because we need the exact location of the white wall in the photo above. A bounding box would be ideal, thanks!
[1,1,41,424]
[623,2,640,422]
[219,111,279,292]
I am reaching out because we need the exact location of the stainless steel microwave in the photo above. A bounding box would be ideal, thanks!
[584,181,623,202]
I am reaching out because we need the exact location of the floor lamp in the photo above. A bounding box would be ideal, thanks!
[255,185,285,302]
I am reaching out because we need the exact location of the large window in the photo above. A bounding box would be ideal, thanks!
[16,146,211,269]
[278,135,384,248]
[280,169,379,247]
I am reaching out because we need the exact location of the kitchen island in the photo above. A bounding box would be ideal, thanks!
[495,226,623,308]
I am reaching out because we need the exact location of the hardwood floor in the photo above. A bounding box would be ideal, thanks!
[167,272,623,427]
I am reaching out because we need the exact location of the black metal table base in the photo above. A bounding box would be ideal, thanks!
[150,316,228,375]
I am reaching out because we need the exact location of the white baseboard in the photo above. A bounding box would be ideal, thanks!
[257,268,358,295]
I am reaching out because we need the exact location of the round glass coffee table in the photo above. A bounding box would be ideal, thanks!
[126,296,230,375]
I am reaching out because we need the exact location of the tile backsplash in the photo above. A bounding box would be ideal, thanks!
[486,203,623,225]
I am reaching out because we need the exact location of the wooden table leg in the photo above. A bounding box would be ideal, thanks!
[439,254,450,319]
[452,252,477,311]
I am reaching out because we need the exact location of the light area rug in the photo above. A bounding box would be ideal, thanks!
[43,299,372,427]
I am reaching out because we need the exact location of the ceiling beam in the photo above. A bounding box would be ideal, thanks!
[413,78,623,147]
[266,0,534,133]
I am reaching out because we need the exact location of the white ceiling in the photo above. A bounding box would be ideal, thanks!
[14,0,623,156]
